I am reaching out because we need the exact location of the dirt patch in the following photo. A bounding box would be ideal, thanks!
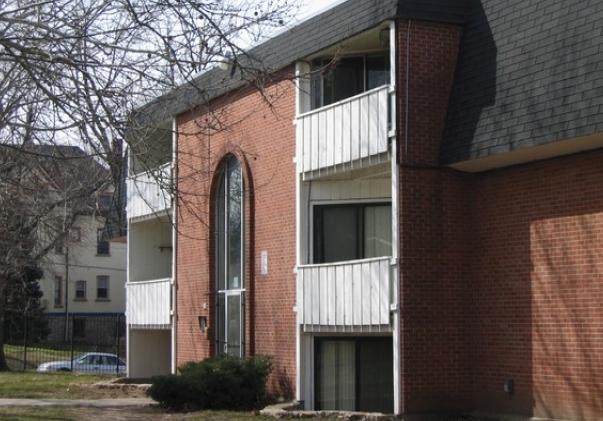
[90,380,150,398]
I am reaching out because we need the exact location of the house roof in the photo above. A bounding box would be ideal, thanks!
[133,0,469,128]
[441,0,603,167]
[26,145,112,215]
[31,145,109,192]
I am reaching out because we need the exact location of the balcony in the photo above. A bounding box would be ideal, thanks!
[297,257,392,331]
[127,163,172,220]
[296,85,392,179]
[126,278,172,328]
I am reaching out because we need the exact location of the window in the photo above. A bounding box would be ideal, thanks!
[215,157,245,357]
[55,240,64,255]
[54,277,63,307]
[96,276,109,300]
[75,280,86,300]
[97,229,110,255]
[315,338,393,413]
[97,193,112,214]
[313,203,392,264]
[312,55,390,109]
[70,227,81,242]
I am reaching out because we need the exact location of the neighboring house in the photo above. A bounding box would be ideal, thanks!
[33,146,127,344]
[125,1,603,420]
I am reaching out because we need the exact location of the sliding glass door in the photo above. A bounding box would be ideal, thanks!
[315,337,393,413]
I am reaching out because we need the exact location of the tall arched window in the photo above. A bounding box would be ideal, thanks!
[215,157,244,356]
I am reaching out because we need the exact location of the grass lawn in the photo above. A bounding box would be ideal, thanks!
[0,372,497,421]
[0,372,300,420]
[0,372,129,399]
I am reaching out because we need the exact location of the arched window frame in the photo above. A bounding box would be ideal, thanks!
[215,156,245,357]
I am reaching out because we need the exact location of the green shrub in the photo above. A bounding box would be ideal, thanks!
[147,354,273,411]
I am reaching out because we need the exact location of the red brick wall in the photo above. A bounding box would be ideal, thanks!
[175,76,298,398]
[472,150,603,421]
[396,18,473,414]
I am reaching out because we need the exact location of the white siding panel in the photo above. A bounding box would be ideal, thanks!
[297,257,391,330]
[296,86,391,177]
[309,180,392,201]
[127,278,171,326]
[127,164,172,220]
[360,96,370,159]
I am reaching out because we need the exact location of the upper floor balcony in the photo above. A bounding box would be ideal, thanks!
[126,278,172,328]
[296,257,393,332]
[127,163,173,220]
[296,85,393,180]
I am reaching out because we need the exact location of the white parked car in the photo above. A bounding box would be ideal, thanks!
[37,352,126,374]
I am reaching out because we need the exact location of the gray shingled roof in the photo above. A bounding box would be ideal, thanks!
[135,0,469,127]
[441,0,603,165]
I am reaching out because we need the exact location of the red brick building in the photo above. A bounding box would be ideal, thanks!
[125,1,603,420]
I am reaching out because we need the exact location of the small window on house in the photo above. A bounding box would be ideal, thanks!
[54,277,63,307]
[70,227,81,242]
[75,280,87,300]
[96,276,109,300]
[55,240,64,255]
[98,193,112,214]
[97,229,110,255]
[73,317,86,338]
[313,203,392,264]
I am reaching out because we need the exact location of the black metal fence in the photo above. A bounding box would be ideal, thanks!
[4,313,126,373]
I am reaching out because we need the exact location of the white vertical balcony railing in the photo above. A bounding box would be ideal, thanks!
[297,257,391,329]
[127,163,172,219]
[296,85,391,178]
[126,278,172,327]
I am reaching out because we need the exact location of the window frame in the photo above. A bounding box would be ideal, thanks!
[74,280,87,300]
[97,193,112,214]
[215,156,245,357]
[312,201,392,264]
[70,227,81,242]
[96,275,109,300]
[96,228,110,255]
[311,54,390,110]
[54,277,63,307]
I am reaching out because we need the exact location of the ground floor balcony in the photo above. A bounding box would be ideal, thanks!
[296,257,393,332]
[126,278,172,328]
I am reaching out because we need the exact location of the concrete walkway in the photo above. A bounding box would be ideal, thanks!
[0,397,155,407]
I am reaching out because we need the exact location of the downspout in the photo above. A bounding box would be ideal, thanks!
[171,116,178,374]
[405,20,411,157]
[294,61,304,407]
[390,19,403,415]
[398,18,412,415]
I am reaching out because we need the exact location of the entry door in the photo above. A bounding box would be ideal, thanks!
[221,291,244,356]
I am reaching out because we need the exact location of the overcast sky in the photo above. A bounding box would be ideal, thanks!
[300,0,343,18]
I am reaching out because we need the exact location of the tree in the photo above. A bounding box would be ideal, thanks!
[2,260,47,362]
[0,193,45,371]
[0,0,302,366]
[0,0,303,262]
[1,0,301,171]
